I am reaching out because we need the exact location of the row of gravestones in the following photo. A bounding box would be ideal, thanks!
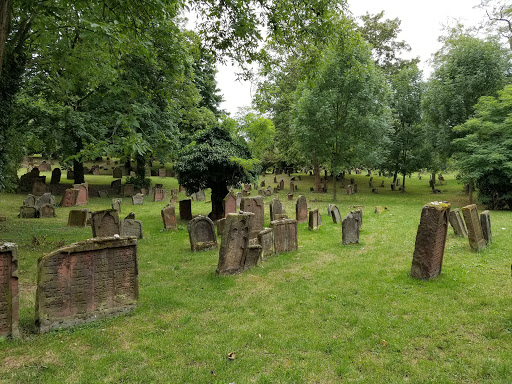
[0,237,139,338]
[19,193,56,218]
[66,208,143,239]
[411,203,492,280]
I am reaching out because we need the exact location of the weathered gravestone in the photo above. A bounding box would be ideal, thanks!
[67,210,88,227]
[260,180,265,187]
[98,190,109,198]
[91,209,120,237]
[216,212,254,275]
[308,208,320,230]
[245,243,262,270]
[240,196,265,239]
[111,179,122,193]
[179,199,192,220]
[448,209,467,237]
[258,228,274,258]
[290,182,295,192]
[352,208,363,231]
[161,205,177,230]
[122,184,135,197]
[158,168,166,178]
[191,190,205,201]
[295,195,308,223]
[223,192,237,217]
[270,219,298,253]
[170,189,178,204]
[287,193,294,201]
[270,198,284,222]
[111,198,122,213]
[112,167,123,179]
[480,210,492,244]
[342,212,360,245]
[19,206,37,218]
[32,179,48,195]
[188,216,218,251]
[235,192,242,210]
[132,193,144,205]
[347,185,353,195]
[38,204,56,218]
[39,161,51,172]
[153,188,167,202]
[462,204,486,252]
[410,202,450,279]
[279,180,285,190]
[36,193,56,209]
[120,219,143,239]
[216,218,226,236]
[73,183,89,205]
[50,168,61,184]
[331,205,341,224]
[35,237,138,333]
[0,243,19,338]
[23,194,36,207]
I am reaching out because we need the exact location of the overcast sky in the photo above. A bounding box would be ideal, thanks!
[215,0,486,116]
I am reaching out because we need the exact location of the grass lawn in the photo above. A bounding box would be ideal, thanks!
[1,171,511,383]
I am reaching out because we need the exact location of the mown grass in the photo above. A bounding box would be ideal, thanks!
[1,172,511,383]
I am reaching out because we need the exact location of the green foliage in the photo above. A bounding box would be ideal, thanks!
[453,84,512,209]
[235,109,276,162]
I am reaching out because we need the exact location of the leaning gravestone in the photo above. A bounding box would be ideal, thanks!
[120,219,143,239]
[23,194,36,207]
[462,204,486,252]
[240,196,265,239]
[132,193,144,205]
[35,237,138,333]
[73,183,89,205]
[38,204,56,218]
[410,202,450,279]
[270,219,298,253]
[295,195,308,223]
[223,192,237,217]
[161,205,177,230]
[112,167,123,179]
[331,205,341,224]
[67,210,88,227]
[308,208,320,230]
[0,242,19,338]
[50,168,61,184]
[36,193,56,209]
[480,210,492,244]
[258,228,274,258]
[448,209,467,237]
[216,212,254,275]
[111,198,122,213]
[188,216,218,251]
[342,212,360,245]
[91,209,120,237]
[270,198,284,222]
[179,199,192,220]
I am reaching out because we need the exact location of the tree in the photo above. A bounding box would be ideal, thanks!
[453,84,512,209]
[235,109,276,163]
[478,0,512,50]
[175,125,258,220]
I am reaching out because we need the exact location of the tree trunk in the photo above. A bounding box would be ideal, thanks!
[0,0,12,78]
[313,151,321,192]
[431,172,436,186]
[393,170,398,184]
[210,183,228,221]
[402,173,406,192]
[73,158,85,184]
[124,159,132,174]
[469,180,474,205]
[135,152,145,180]
[332,171,337,201]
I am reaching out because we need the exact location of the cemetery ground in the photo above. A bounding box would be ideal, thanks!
[1,171,512,383]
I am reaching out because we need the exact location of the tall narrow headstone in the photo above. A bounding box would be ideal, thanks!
[448,209,467,237]
[161,205,177,230]
[480,210,492,244]
[308,208,320,230]
[179,199,192,221]
[279,180,285,190]
[91,209,120,237]
[216,213,253,274]
[223,192,237,217]
[112,198,122,213]
[295,195,308,223]
[240,196,265,238]
[410,202,450,279]
[258,228,274,258]
[0,243,19,338]
[270,198,284,222]
[50,168,61,184]
[188,216,218,251]
[73,183,89,205]
[462,204,486,252]
[342,212,360,245]
[331,205,341,224]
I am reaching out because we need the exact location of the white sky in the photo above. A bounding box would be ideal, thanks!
[215,0,487,116]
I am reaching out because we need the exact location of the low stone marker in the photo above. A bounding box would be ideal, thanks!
[216,218,226,236]
[223,192,237,217]
[35,237,138,333]
[122,184,135,197]
[98,190,109,198]
[279,180,285,190]
[258,228,274,258]
[132,193,144,205]
[480,210,492,244]
[295,195,308,223]
[39,204,56,218]
[67,210,88,227]
[73,183,89,205]
[0,243,19,338]
[179,199,192,220]
[161,205,177,230]
[270,198,284,222]
[240,196,265,239]
[342,212,360,245]
[120,219,143,239]
[191,190,205,201]
[308,208,320,230]
[245,244,262,270]
[112,198,122,213]
[462,204,486,252]
[216,212,254,274]
[112,167,123,179]
[188,216,218,251]
[410,202,450,279]
[19,206,37,218]
[270,219,298,253]
[60,188,79,207]
[331,205,341,224]
[91,209,120,237]
[448,209,467,237]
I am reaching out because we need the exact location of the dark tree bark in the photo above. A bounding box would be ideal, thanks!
[73,158,85,184]
[210,182,228,221]
[135,152,145,180]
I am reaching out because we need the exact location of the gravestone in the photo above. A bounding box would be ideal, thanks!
[73,183,89,205]
[179,199,192,220]
[39,161,51,172]
[23,194,36,207]
[216,218,226,236]
[240,196,265,239]
[120,219,143,239]
[32,179,48,195]
[153,188,167,202]
[295,195,308,223]
[287,193,294,201]
[448,209,467,237]
[50,168,61,184]
[342,212,360,245]
[223,192,237,217]
[0,243,19,338]
[170,189,178,204]
[98,190,109,198]
[270,198,284,222]
[122,184,135,197]
[161,205,177,230]
[111,179,122,192]
[111,198,122,213]
[192,190,205,202]
[347,185,353,195]
[19,206,37,218]
[410,202,450,279]
[91,209,120,237]
[327,204,333,216]
[216,213,253,274]
[258,228,274,258]
[36,193,56,209]
[132,193,144,205]
[353,184,358,193]
[35,237,138,333]
[188,216,218,251]
[112,167,123,179]
[158,168,166,178]
[39,204,56,218]
[279,180,285,190]
[352,208,363,230]
[260,181,265,187]
[67,210,88,227]
[270,219,298,253]
[308,208,320,230]
[290,182,295,192]
[462,204,486,252]
[331,205,341,224]
[480,210,492,244]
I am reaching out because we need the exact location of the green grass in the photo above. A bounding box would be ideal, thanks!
[1,172,511,383]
